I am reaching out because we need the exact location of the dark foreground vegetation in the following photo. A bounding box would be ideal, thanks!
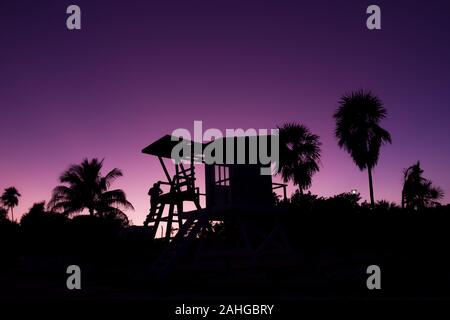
[0,90,447,306]
[1,196,450,302]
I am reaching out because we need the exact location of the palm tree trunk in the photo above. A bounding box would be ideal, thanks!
[401,190,405,209]
[368,167,375,209]
[11,207,14,222]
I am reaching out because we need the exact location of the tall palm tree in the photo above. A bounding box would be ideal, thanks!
[1,187,21,221]
[277,123,322,193]
[334,90,392,208]
[48,158,134,221]
[402,161,443,210]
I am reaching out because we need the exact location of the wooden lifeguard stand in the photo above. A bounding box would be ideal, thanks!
[142,135,206,240]
[142,135,287,240]
[142,134,289,279]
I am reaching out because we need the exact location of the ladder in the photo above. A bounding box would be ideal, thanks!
[144,203,166,238]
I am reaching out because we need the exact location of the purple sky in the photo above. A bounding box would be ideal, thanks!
[1,0,450,224]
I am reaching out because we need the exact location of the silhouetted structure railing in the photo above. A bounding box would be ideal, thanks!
[272,182,287,201]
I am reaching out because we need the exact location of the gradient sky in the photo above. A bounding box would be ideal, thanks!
[1,0,450,224]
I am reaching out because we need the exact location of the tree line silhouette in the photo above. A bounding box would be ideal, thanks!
[0,90,449,301]
[0,90,445,228]
[275,90,442,209]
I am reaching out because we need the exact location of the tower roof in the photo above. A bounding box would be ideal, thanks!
[142,134,204,161]
[142,134,276,164]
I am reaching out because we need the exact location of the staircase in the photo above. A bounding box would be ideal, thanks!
[144,203,166,238]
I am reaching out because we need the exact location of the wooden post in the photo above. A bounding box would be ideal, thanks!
[190,141,195,177]
[177,201,183,230]
[166,203,174,239]
[159,156,172,186]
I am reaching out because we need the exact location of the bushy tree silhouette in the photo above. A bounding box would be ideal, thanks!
[48,158,133,224]
[20,201,47,221]
[277,123,321,193]
[20,201,61,226]
[334,90,391,208]
[402,161,443,210]
[0,206,8,221]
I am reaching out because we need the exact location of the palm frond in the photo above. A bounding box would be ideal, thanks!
[277,122,322,191]
[49,158,132,218]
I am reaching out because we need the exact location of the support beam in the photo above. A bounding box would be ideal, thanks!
[159,156,172,186]
[166,203,175,239]
[190,141,195,175]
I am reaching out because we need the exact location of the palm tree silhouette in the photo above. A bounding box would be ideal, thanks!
[48,158,134,219]
[402,161,443,210]
[1,187,21,222]
[334,90,392,208]
[277,123,322,193]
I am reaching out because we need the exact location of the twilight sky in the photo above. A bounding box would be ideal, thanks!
[1,0,450,223]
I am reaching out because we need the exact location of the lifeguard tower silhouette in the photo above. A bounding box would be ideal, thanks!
[142,134,287,241]
[141,134,288,278]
